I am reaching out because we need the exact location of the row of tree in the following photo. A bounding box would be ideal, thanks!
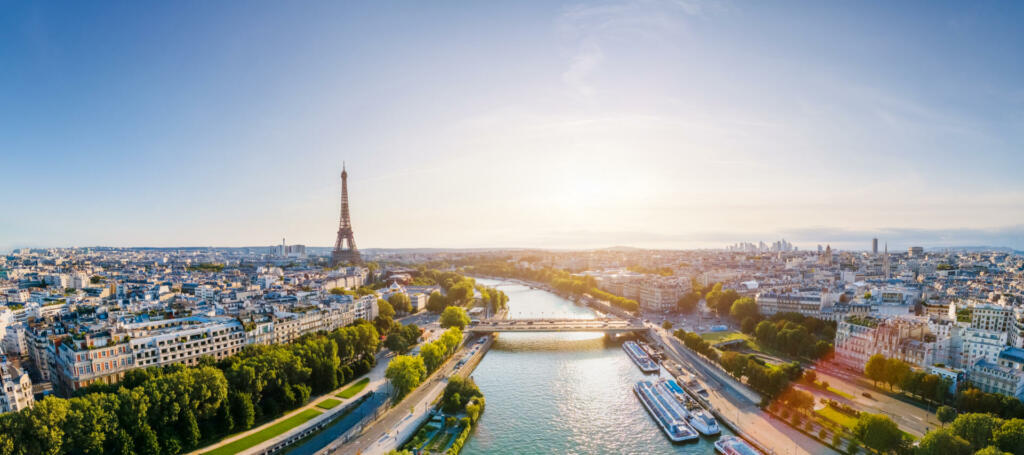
[475,284,508,313]
[864,354,954,404]
[385,327,464,400]
[466,261,639,313]
[673,329,801,399]
[719,351,803,399]
[917,413,1024,455]
[421,273,481,313]
[752,317,834,359]
[0,319,382,455]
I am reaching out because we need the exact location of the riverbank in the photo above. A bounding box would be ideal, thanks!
[471,275,635,319]
[647,325,841,455]
[317,331,495,455]
[463,278,734,454]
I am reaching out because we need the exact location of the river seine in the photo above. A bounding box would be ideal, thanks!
[461,279,732,455]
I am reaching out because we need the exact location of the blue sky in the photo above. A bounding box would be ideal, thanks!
[2,1,1023,251]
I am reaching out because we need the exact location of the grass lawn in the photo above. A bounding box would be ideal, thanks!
[315,398,342,410]
[337,378,370,399]
[700,331,768,353]
[699,330,741,343]
[816,405,858,430]
[826,386,854,400]
[204,409,322,455]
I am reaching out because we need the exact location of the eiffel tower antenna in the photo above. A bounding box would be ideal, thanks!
[331,164,361,266]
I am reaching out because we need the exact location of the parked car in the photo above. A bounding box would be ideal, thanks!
[862,392,872,399]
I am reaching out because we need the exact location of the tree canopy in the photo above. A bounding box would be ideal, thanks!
[385,355,426,400]
[440,306,471,330]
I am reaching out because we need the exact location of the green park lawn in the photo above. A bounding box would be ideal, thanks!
[203,409,322,455]
[315,398,342,410]
[816,405,858,430]
[699,331,767,353]
[337,377,370,399]
[826,386,854,400]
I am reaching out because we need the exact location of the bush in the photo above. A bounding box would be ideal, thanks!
[446,417,474,455]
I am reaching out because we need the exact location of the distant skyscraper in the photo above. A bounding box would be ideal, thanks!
[883,242,890,279]
[331,163,362,266]
[872,238,878,255]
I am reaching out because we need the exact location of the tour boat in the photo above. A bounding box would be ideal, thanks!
[633,380,699,443]
[623,341,660,373]
[714,436,762,455]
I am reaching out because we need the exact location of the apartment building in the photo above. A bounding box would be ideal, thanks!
[961,328,1008,369]
[835,316,947,370]
[0,356,33,414]
[756,290,834,319]
[53,316,245,394]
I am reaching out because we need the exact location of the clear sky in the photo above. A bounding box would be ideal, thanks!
[2,1,1023,252]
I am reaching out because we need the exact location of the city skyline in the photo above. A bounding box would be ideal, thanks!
[3,1,1024,251]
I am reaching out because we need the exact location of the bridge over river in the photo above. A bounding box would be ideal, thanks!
[466,318,647,333]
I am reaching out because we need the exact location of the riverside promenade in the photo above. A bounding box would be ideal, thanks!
[317,332,495,455]
[647,324,840,455]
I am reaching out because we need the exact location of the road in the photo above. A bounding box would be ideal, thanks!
[808,363,936,437]
[329,334,491,454]
[648,325,841,455]
[644,305,937,437]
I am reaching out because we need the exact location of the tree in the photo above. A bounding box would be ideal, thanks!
[661,321,673,330]
[447,279,476,306]
[950,413,1002,451]
[992,418,1024,454]
[755,320,778,344]
[676,292,700,314]
[420,342,443,373]
[21,397,71,455]
[803,370,817,384]
[388,293,413,314]
[442,376,481,413]
[865,354,887,386]
[937,405,957,426]
[730,297,759,322]
[377,299,396,320]
[973,446,1010,455]
[427,291,448,313]
[916,428,972,455]
[385,332,410,353]
[741,317,757,334]
[385,355,426,400]
[853,413,904,454]
[781,388,815,414]
[440,306,471,330]
[884,357,910,390]
[230,391,255,431]
[717,289,740,315]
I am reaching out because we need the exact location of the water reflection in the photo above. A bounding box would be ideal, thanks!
[462,279,731,455]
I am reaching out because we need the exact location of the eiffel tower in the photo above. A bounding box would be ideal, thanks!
[331,163,362,266]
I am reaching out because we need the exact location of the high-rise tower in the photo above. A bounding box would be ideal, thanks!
[331,164,362,266]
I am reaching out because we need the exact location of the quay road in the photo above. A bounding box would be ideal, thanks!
[466,317,644,333]
[647,323,841,455]
[322,333,493,455]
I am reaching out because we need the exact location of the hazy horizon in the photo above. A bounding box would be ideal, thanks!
[3,1,1023,252]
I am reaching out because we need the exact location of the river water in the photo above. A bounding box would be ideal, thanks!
[462,279,732,455]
